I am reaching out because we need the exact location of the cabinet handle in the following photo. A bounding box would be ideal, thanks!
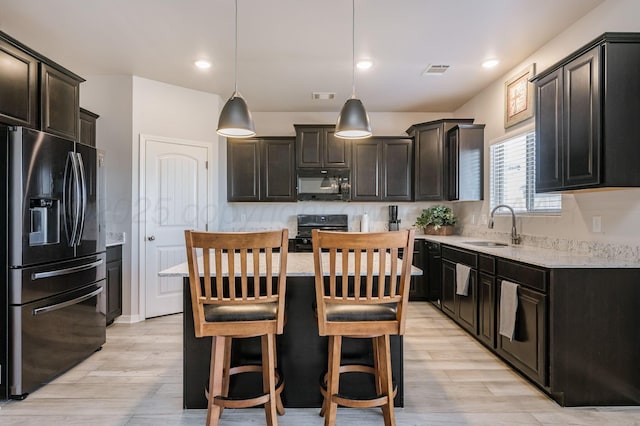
[147,236,156,241]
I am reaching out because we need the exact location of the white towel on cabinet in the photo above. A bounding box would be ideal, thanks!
[499,280,519,341]
[455,263,471,296]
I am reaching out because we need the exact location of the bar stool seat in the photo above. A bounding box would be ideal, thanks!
[312,229,415,426]
[185,229,289,426]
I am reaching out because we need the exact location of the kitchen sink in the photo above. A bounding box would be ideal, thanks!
[462,241,509,247]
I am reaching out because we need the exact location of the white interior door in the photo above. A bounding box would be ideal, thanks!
[144,137,208,318]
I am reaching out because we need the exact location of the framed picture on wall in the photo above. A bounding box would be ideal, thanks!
[504,64,535,128]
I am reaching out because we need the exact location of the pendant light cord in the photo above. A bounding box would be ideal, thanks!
[351,0,356,99]
[234,0,239,95]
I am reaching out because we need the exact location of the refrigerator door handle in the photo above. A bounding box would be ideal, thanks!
[32,286,104,316]
[64,152,82,246]
[75,152,87,245]
[31,258,104,280]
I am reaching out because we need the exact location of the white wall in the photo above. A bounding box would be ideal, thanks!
[130,76,221,320]
[79,75,134,317]
[452,0,640,255]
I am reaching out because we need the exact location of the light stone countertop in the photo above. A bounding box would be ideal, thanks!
[159,252,421,277]
[106,231,126,247]
[415,234,640,268]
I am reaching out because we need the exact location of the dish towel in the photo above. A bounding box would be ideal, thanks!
[499,280,519,341]
[455,263,471,296]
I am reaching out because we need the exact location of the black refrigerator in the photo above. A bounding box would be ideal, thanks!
[0,126,106,399]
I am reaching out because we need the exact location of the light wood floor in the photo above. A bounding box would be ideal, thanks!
[1,302,639,425]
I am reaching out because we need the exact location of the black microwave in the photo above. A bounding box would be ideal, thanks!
[296,169,350,201]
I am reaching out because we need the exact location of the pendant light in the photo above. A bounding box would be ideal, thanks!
[217,0,255,138]
[335,0,372,139]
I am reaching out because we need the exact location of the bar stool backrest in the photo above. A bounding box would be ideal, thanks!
[185,229,289,337]
[312,229,415,337]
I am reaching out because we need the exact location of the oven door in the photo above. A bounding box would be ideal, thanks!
[9,281,106,398]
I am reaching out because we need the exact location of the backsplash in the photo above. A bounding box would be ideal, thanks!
[456,226,640,262]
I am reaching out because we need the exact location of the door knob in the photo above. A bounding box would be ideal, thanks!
[147,236,155,241]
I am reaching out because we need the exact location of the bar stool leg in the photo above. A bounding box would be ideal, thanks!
[219,337,232,417]
[261,333,278,426]
[325,335,342,426]
[377,334,395,426]
[207,336,226,426]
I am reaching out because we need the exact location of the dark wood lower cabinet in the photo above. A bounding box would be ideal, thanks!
[435,242,640,406]
[496,282,547,386]
[441,253,478,335]
[478,272,495,349]
[106,245,123,325]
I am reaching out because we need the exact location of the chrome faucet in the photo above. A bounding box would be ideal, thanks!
[488,204,521,245]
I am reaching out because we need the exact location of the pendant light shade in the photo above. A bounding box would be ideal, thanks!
[217,92,255,137]
[335,0,372,139]
[335,98,371,139]
[217,0,255,138]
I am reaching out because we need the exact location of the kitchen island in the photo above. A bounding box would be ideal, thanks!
[160,252,421,409]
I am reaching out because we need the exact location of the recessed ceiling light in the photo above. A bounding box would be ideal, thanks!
[482,59,499,68]
[194,60,211,69]
[356,60,373,70]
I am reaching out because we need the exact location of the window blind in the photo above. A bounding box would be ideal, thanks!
[490,131,561,213]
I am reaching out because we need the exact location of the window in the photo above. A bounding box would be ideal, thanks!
[490,131,561,213]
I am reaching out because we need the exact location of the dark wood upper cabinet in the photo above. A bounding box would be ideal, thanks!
[295,124,350,168]
[227,137,296,202]
[41,63,80,141]
[0,31,84,140]
[406,119,474,201]
[351,138,381,200]
[227,138,260,201]
[0,37,38,128]
[447,124,484,201]
[533,32,640,192]
[351,137,412,201]
[261,138,296,201]
[79,108,99,147]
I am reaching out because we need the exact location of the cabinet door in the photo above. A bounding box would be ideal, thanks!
[563,46,601,188]
[535,68,564,192]
[324,128,350,168]
[296,127,323,168]
[496,282,547,386]
[414,126,444,201]
[79,108,98,147]
[478,272,495,348]
[106,246,122,325]
[449,125,484,201]
[227,139,260,201]
[441,259,456,318]
[408,241,425,301]
[382,139,412,201]
[0,38,38,128]
[40,63,80,141]
[351,139,381,200]
[261,138,296,201]
[456,269,477,335]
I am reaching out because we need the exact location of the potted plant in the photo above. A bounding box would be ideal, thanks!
[415,205,457,235]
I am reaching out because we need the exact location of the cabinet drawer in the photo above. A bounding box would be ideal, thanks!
[496,259,547,293]
[442,245,477,268]
[479,254,495,274]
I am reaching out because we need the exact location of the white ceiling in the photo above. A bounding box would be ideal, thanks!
[0,0,603,112]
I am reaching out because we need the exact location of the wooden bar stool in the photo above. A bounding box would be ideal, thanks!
[312,229,414,426]
[184,229,289,426]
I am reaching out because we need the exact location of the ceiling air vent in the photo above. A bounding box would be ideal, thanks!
[312,92,336,100]
[422,64,450,76]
